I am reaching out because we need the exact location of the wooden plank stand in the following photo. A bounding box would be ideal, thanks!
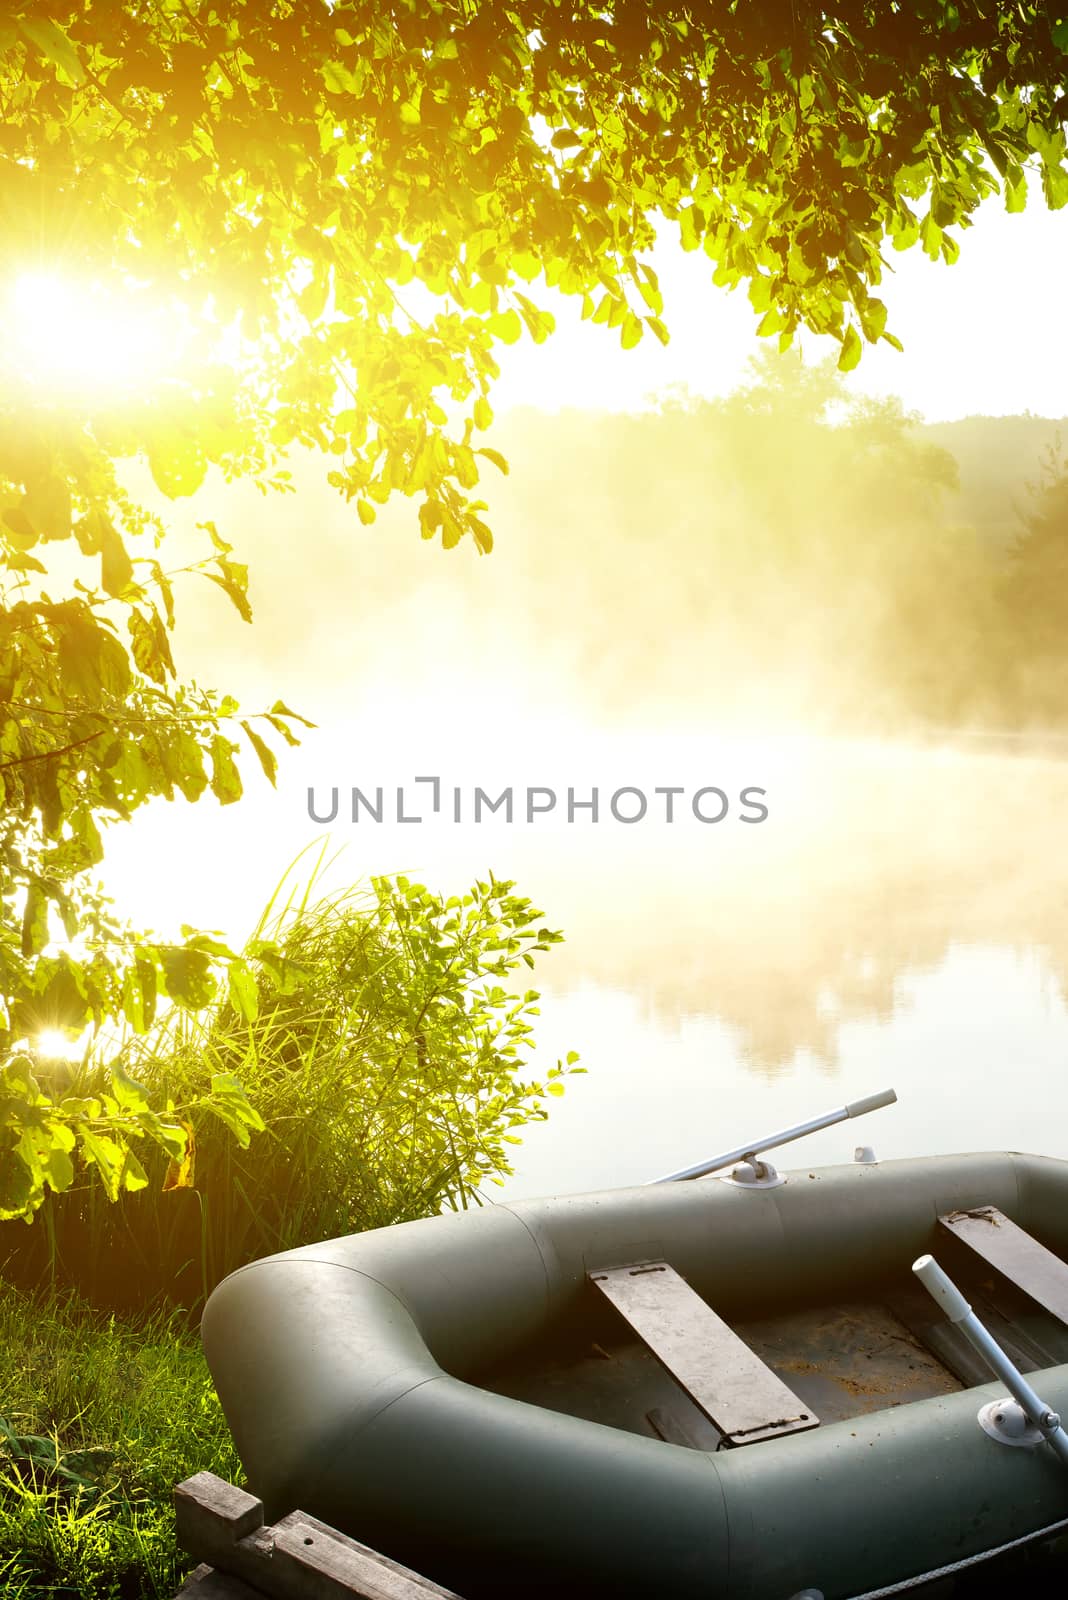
[589,1260,819,1446]
[173,1472,464,1600]
[940,1206,1068,1326]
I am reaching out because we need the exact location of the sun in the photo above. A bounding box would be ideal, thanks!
[6,270,172,400]
[34,1027,86,1062]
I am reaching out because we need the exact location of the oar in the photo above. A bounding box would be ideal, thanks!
[914,1253,1068,1466]
[648,1087,897,1185]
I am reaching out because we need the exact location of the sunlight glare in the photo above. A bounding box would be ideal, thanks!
[7,271,171,398]
[35,1027,86,1062]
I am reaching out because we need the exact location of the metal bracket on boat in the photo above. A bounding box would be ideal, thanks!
[913,1254,1068,1465]
[977,1399,1047,1449]
[648,1086,897,1185]
[719,1155,786,1190]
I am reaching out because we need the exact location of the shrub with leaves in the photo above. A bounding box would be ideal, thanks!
[5,868,580,1311]
[0,1050,264,1228]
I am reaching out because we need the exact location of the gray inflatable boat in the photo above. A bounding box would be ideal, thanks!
[202,1147,1068,1599]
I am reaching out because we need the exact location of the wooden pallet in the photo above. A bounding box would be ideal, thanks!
[173,1472,463,1600]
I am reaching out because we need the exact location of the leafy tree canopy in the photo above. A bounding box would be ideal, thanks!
[2,2,1066,551]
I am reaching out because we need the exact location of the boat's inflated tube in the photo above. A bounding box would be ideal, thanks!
[201,1152,1068,1599]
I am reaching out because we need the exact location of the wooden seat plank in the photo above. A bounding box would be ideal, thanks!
[589,1261,819,1446]
[940,1206,1068,1326]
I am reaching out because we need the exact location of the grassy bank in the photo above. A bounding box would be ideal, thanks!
[0,1283,237,1599]
[0,867,575,1594]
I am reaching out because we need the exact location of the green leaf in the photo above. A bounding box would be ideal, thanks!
[20,883,49,958]
[163,1125,195,1190]
[475,447,509,475]
[0,1152,40,1222]
[227,962,259,1022]
[240,721,278,786]
[141,1118,187,1161]
[1041,163,1068,209]
[24,475,72,542]
[158,947,216,1009]
[620,312,643,350]
[210,735,243,804]
[99,522,135,598]
[43,1144,75,1195]
[78,1130,125,1202]
[148,433,209,499]
[119,1148,149,1194]
[122,967,148,1033]
[17,17,84,83]
[756,307,786,337]
[205,557,252,623]
[837,323,862,372]
[487,309,522,344]
[111,1065,151,1114]
[859,298,887,342]
[269,699,316,729]
[135,956,158,1032]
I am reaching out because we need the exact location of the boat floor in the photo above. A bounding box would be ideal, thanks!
[481,1259,1068,1451]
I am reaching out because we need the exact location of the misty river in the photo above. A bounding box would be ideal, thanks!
[81,402,1068,1203]
[101,725,1068,1200]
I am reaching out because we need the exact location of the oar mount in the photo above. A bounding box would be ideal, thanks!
[913,1253,1068,1465]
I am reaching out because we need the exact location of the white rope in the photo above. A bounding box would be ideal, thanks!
[843,1509,1068,1599]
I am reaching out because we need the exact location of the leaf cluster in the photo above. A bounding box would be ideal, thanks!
[0,1047,263,1226]
[2,2,1066,548]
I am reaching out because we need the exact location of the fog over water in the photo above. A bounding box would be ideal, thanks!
[99,379,1068,1197]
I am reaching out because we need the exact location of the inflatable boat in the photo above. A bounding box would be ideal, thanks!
[201,1099,1068,1599]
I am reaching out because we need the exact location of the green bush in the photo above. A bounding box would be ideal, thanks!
[3,865,579,1312]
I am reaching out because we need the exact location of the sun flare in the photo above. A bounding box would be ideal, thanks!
[34,1027,86,1062]
[6,270,172,399]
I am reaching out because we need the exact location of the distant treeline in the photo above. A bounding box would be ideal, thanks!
[482,353,1068,731]
[165,349,1068,734]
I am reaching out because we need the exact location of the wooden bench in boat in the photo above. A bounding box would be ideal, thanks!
[173,1472,463,1600]
[940,1206,1068,1326]
[588,1261,819,1447]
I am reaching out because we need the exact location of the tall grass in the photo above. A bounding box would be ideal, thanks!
[0,1282,237,1599]
[2,858,577,1313]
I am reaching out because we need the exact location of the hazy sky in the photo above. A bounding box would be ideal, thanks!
[490,200,1067,422]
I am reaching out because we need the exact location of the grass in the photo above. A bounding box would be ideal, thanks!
[0,1281,239,1599]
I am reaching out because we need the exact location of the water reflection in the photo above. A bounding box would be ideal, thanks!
[101,732,1068,1194]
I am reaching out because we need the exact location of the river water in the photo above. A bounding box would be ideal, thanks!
[102,723,1068,1201]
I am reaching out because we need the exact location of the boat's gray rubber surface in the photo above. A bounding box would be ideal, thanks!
[201,1152,1068,1599]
